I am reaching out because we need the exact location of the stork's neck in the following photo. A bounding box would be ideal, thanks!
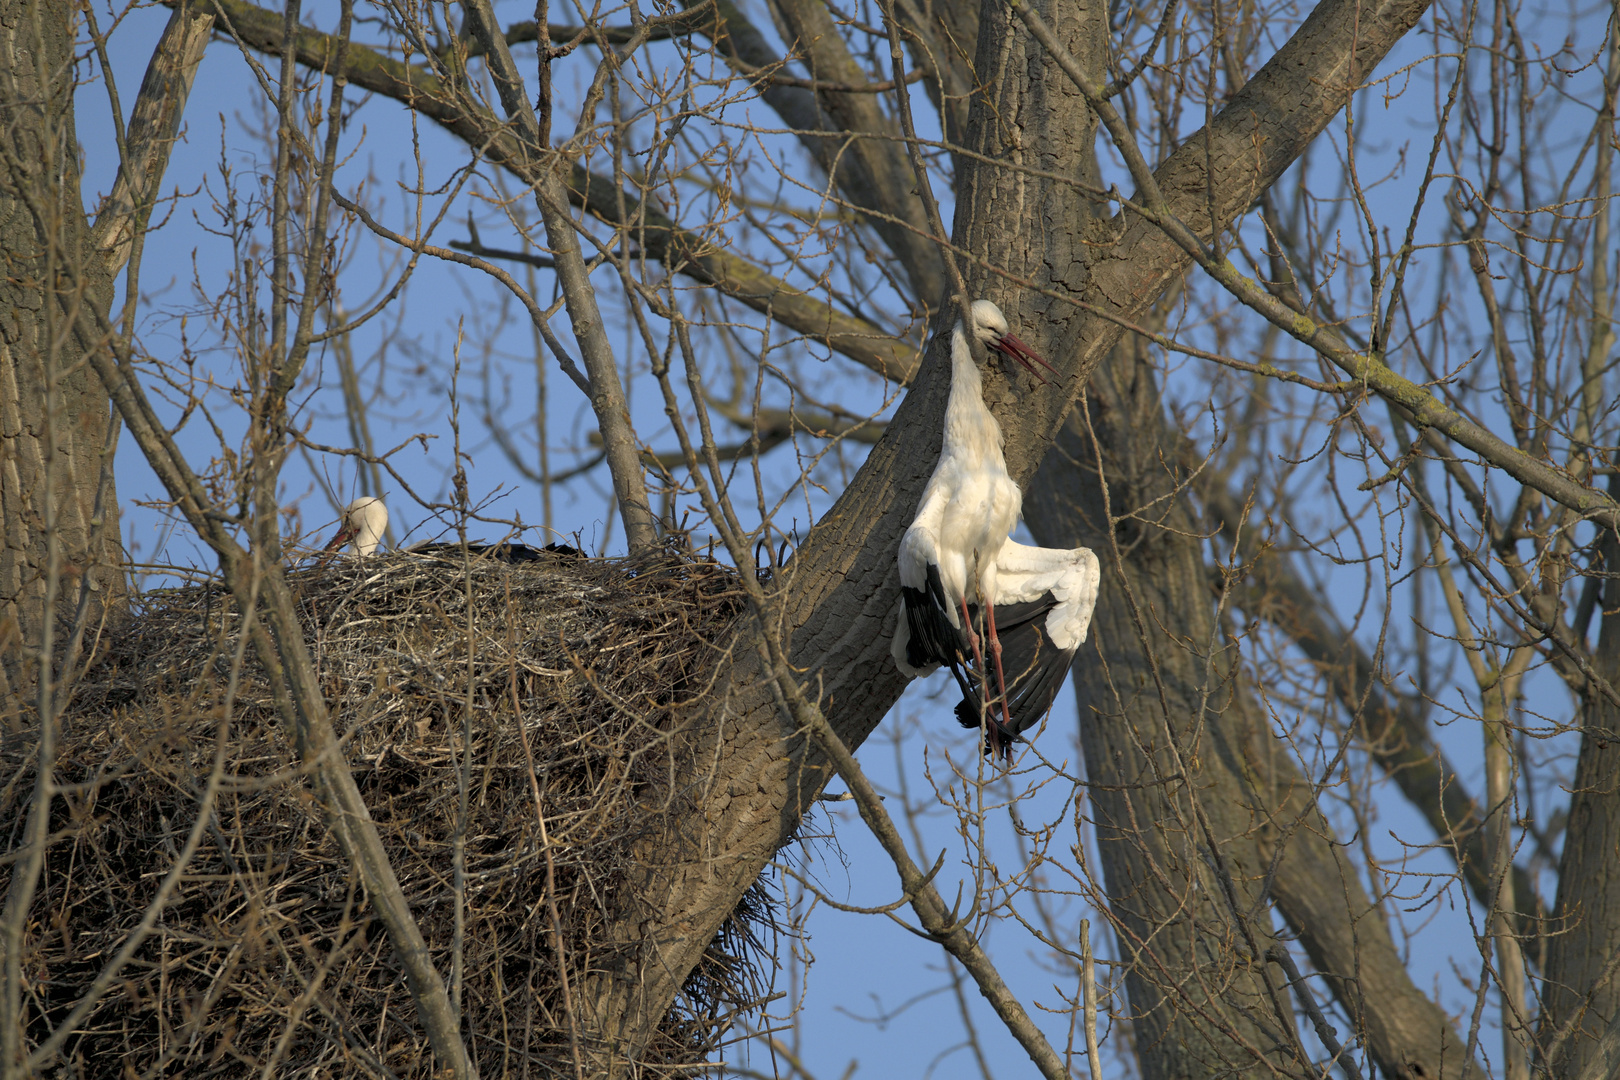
[943,322,1005,463]
[355,525,383,556]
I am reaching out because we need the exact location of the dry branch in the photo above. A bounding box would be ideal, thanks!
[88,3,215,275]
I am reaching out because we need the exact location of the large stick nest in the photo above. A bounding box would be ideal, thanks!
[3,546,778,1078]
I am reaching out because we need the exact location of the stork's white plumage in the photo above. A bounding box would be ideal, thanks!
[896,304,1022,627]
[325,496,388,555]
[897,300,1053,607]
[893,301,1096,757]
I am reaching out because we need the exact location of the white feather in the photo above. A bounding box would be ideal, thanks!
[334,496,388,556]
[991,540,1101,650]
[896,307,1022,625]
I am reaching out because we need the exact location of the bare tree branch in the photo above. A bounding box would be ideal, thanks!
[88,3,215,274]
[1018,0,1620,529]
[171,0,925,384]
[1208,486,1543,928]
[770,0,949,304]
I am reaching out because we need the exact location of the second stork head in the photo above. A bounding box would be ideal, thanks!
[968,299,1057,384]
[326,496,388,556]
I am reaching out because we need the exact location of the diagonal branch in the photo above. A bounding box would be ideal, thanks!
[1017,0,1620,530]
[89,2,216,275]
[767,0,948,304]
[1260,747,1486,1079]
[460,0,659,555]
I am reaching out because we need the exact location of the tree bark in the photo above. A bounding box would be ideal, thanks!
[0,1,212,700]
[0,0,122,699]
[1541,514,1620,1079]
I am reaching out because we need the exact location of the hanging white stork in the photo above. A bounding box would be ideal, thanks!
[325,496,389,555]
[892,300,1099,757]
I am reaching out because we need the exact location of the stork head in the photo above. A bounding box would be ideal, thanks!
[325,496,388,556]
[969,299,1057,384]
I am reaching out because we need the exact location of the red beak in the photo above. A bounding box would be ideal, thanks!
[990,332,1057,385]
[324,523,356,552]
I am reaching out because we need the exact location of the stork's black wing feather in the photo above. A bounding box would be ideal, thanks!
[901,565,971,670]
[954,592,1076,758]
[901,567,991,738]
[410,541,580,563]
[901,568,1078,760]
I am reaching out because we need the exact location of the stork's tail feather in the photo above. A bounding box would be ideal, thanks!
[954,696,978,731]
[954,697,1019,760]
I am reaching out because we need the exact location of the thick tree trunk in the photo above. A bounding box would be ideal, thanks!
[0,0,124,699]
[1025,352,1297,1079]
[0,1,212,701]
[1541,521,1620,1079]
[1026,337,1482,1079]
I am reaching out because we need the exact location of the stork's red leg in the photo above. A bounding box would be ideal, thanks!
[959,596,989,711]
[984,600,1014,750]
[961,596,1007,756]
[958,596,984,668]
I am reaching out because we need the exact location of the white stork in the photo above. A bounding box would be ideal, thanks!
[325,496,388,555]
[892,300,1097,757]
[322,495,582,562]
